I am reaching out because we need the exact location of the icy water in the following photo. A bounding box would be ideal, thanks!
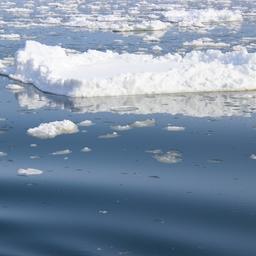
[1,0,256,256]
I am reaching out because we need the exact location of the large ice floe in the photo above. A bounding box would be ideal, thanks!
[2,40,256,98]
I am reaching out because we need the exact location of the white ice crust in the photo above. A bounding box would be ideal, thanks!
[4,41,256,98]
[27,120,79,139]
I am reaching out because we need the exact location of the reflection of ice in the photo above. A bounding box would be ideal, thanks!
[13,85,256,118]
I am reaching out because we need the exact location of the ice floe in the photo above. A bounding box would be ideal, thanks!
[111,124,132,131]
[78,120,94,127]
[81,147,92,152]
[131,119,156,128]
[250,154,256,160]
[17,168,43,176]
[3,41,256,98]
[27,120,78,139]
[153,150,183,164]
[0,152,7,157]
[51,149,72,155]
[5,84,24,91]
[183,38,230,48]
[164,125,185,132]
[163,8,242,28]
[98,132,119,139]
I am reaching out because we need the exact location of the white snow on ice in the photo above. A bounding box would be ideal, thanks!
[27,120,79,139]
[17,168,43,176]
[3,41,256,98]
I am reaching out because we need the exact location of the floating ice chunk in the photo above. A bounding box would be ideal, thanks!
[27,120,78,139]
[131,119,156,128]
[51,149,72,155]
[0,118,6,121]
[250,154,256,160]
[30,155,40,159]
[164,125,185,131]
[98,132,119,139]
[0,33,21,40]
[5,41,256,98]
[98,210,108,214]
[17,168,43,176]
[146,149,162,154]
[183,38,230,48]
[153,150,182,164]
[163,8,243,27]
[30,144,37,147]
[152,45,162,51]
[5,84,24,91]
[78,120,94,127]
[111,124,132,131]
[0,151,7,157]
[81,147,92,152]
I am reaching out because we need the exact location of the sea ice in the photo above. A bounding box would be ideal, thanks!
[98,132,119,139]
[164,125,185,131]
[3,41,256,98]
[51,149,72,155]
[78,120,94,127]
[27,120,78,139]
[0,152,7,157]
[17,168,43,176]
[81,147,92,152]
[153,150,183,164]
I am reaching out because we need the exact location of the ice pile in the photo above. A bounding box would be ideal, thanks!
[3,41,256,98]
[27,120,78,139]
[163,8,243,27]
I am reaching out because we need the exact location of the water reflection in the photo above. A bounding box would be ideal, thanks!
[13,83,256,118]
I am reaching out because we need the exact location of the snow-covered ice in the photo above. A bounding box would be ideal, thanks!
[81,147,92,152]
[164,125,185,132]
[3,41,256,98]
[51,149,72,155]
[17,168,43,176]
[98,132,119,139]
[78,120,94,127]
[0,152,7,157]
[153,150,183,164]
[27,120,78,139]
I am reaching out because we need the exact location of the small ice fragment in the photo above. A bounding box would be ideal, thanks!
[0,151,7,157]
[30,155,40,159]
[98,210,108,214]
[51,149,72,155]
[146,149,162,154]
[152,45,162,51]
[250,154,256,160]
[27,120,78,139]
[111,124,132,131]
[81,147,92,152]
[98,132,119,139]
[154,150,182,164]
[0,118,6,121]
[131,119,156,128]
[208,158,223,163]
[0,33,20,40]
[17,168,43,176]
[30,144,37,147]
[164,125,185,131]
[78,120,94,127]
[5,84,24,91]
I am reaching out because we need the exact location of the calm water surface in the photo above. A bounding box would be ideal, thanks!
[1,0,256,255]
